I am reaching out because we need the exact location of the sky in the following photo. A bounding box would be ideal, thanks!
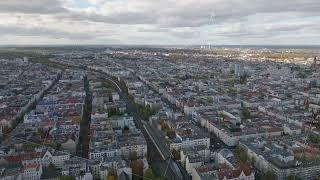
[0,0,319,45]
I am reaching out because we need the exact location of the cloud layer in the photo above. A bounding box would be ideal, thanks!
[0,0,319,45]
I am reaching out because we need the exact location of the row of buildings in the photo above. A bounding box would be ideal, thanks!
[88,78,148,179]
[0,58,60,137]
[0,68,95,179]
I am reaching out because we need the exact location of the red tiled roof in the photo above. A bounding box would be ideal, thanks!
[22,163,41,171]
[217,166,254,180]
[21,152,44,161]
[4,155,21,163]
[4,152,45,163]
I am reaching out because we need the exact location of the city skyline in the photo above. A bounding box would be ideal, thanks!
[0,0,320,45]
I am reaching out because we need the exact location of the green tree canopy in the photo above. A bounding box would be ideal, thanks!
[129,151,138,161]
[167,129,176,139]
[107,168,118,180]
[131,160,144,180]
[59,175,75,180]
[144,168,155,180]
[234,145,249,163]
[172,149,181,160]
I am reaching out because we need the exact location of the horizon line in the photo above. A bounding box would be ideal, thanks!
[1,44,320,49]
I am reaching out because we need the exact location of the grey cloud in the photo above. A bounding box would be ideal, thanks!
[265,23,312,32]
[137,27,200,39]
[1,0,320,28]
[76,0,320,27]
[0,0,320,45]
[212,21,320,39]
[0,0,66,14]
[0,25,97,39]
[169,30,200,39]
[58,11,156,25]
[138,27,169,33]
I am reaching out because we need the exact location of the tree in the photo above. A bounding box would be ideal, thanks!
[59,175,75,180]
[37,128,47,138]
[242,108,251,119]
[131,160,144,180]
[107,168,118,180]
[151,165,161,178]
[240,74,248,84]
[286,175,301,180]
[260,171,276,180]
[250,156,256,167]
[167,129,176,139]
[144,168,155,180]
[124,126,130,131]
[135,103,159,120]
[22,143,40,151]
[66,83,73,90]
[235,145,248,163]
[172,149,181,160]
[56,143,62,150]
[108,107,120,117]
[108,176,116,180]
[123,126,130,134]
[222,162,230,169]
[309,134,320,144]
[2,126,10,134]
[160,120,170,131]
[129,151,138,161]
[207,96,213,104]
[300,153,307,162]
[48,163,56,171]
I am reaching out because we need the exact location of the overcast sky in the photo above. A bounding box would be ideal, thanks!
[0,0,319,45]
